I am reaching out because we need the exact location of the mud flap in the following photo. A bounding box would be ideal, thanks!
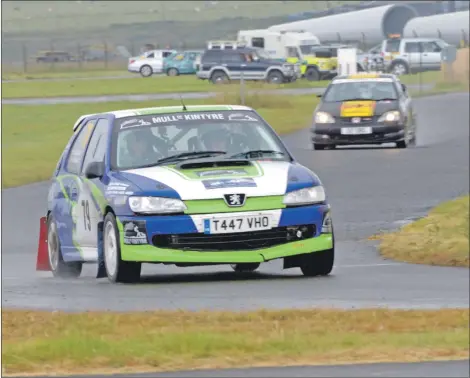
[36,216,51,271]
[96,221,107,278]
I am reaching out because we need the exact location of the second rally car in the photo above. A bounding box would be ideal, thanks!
[311,73,418,150]
[37,104,335,283]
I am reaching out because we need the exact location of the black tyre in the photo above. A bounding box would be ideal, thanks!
[313,144,326,150]
[305,67,320,81]
[167,68,179,76]
[390,61,409,76]
[266,70,284,84]
[299,248,334,277]
[140,65,153,77]
[47,214,82,278]
[231,263,260,273]
[211,71,229,84]
[103,212,141,283]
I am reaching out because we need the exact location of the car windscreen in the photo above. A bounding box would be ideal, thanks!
[322,78,398,102]
[111,110,291,171]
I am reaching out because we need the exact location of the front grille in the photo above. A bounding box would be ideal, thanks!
[339,116,375,124]
[152,225,316,251]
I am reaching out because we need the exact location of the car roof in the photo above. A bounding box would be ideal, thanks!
[203,47,257,53]
[332,72,397,81]
[72,105,253,131]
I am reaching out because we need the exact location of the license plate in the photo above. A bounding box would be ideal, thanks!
[341,127,372,135]
[203,215,272,234]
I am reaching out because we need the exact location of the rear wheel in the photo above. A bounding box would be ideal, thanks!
[211,71,229,84]
[231,263,260,273]
[300,248,334,277]
[305,67,320,81]
[313,144,326,150]
[47,215,82,278]
[266,70,284,84]
[140,65,153,77]
[103,213,141,283]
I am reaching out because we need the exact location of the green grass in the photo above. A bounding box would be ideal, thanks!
[2,308,468,376]
[371,195,469,268]
[2,94,316,188]
[1,72,444,99]
[2,1,359,34]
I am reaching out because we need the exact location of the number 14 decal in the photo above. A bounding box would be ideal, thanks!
[81,200,91,231]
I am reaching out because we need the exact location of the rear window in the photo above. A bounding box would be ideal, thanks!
[385,39,401,53]
[201,50,221,62]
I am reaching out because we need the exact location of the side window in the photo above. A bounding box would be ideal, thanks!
[222,53,243,63]
[385,39,401,52]
[422,42,441,53]
[286,47,298,58]
[66,120,96,174]
[81,119,109,174]
[251,37,265,49]
[163,51,174,58]
[405,42,420,53]
[188,53,197,60]
[146,52,155,58]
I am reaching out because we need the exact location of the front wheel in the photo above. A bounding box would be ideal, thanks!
[299,248,334,277]
[305,67,320,81]
[266,71,284,84]
[167,68,179,76]
[47,215,82,278]
[231,263,260,273]
[103,213,141,283]
[140,65,153,77]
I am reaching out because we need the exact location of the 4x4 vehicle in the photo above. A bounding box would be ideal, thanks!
[196,47,300,84]
[379,37,449,75]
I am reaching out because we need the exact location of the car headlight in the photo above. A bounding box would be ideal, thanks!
[283,186,326,206]
[128,196,187,214]
[378,110,401,122]
[315,111,335,124]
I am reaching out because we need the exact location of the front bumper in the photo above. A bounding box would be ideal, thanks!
[312,123,406,145]
[116,204,333,263]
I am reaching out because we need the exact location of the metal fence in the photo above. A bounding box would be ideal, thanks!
[2,28,468,76]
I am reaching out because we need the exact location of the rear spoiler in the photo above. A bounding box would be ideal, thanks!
[72,114,97,132]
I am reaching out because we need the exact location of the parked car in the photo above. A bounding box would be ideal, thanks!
[127,49,177,77]
[197,47,300,84]
[163,50,203,76]
[34,51,74,63]
[379,37,450,75]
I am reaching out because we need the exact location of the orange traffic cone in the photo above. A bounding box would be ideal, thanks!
[36,217,51,271]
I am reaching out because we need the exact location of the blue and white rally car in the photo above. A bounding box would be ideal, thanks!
[36,104,335,283]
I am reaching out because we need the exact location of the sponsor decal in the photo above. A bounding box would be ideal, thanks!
[105,182,134,198]
[223,193,246,207]
[202,178,257,189]
[120,118,152,129]
[118,111,262,129]
[123,220,148,245]
[195,169,247,177]
[340,101,376,117]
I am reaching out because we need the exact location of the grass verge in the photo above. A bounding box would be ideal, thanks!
[2,93,316,188]
[1,71,445,99]
[371,195,469,267]
[2,308,469,376]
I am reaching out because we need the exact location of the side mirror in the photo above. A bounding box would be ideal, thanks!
[401,83,407,92]
[316,94,323,98]
[84,161,105,179]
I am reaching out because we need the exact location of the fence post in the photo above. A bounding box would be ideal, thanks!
[22,43,28,74]
[240,68,245,106]
[77,42,82,70]
[104,40,108,70]
[50,40,55,71]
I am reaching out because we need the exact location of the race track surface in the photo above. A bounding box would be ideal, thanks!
[25,360,470,378]
[2,92,469,312]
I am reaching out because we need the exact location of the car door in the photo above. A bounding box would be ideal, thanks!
[222,51,246,80]
[149,50,163,72]
[402,41,422,70]
[396,81,415,134]
[59,118,97,261]
[76,118,110,259]
[421,41,443,70]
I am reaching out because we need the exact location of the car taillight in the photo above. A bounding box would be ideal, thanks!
[130,59,135,64]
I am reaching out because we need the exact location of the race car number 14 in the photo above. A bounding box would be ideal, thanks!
[204,215,271,234]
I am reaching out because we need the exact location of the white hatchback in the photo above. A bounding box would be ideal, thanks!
[128,49,177,77]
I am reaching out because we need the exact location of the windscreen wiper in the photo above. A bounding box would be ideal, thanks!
[155,151,227,165]
[229,150,286,159]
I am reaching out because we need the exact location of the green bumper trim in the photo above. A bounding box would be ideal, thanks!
[184,195,285,214]
[120,233,333,263]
